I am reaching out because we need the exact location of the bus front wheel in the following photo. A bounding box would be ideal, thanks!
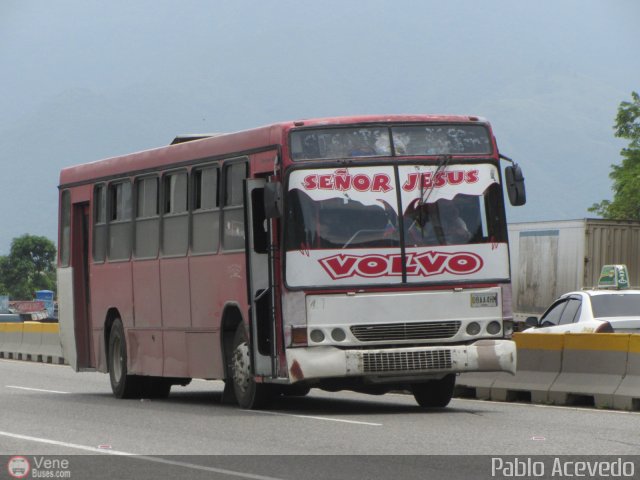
[108,318,143,399]
[411,374,455,408]
[231,324,271,409]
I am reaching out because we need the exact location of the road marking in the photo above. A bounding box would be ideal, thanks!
[455,397,640,415]
[248,409,382,426]
[6,385,70,394]
[0,430,285,480]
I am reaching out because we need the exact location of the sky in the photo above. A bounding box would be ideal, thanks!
[0,0,638,254]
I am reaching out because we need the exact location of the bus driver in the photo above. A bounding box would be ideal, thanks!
[406,199,471,246]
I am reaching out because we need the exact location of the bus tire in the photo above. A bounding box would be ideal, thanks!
[411,374,455,408]
[231,324,271,409]
[108,318,143,399]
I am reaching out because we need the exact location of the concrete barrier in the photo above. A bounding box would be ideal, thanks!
[39,323,65,364]
[613,335,640,411]
[21,321,44,359]
[0,322,23,360]
[491,333,564,403]
[548,334,629,409]
[0,322,64,364]
[0,323,5,352]
[454,333,640,411]
[455,371,502,400]
[2,319,640,411]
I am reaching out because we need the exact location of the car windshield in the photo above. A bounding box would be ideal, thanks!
[590,293,640,318]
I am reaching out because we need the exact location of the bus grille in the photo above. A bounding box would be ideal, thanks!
[350,321,461,342]
[362,350,452,373]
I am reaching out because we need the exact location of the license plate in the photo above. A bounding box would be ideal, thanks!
[470,293,498,308]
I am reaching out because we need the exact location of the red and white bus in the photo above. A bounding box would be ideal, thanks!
[57,115,526,408]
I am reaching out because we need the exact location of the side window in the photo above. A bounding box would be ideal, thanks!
[222,161,247,251]
[108,181,132,261]
[162,171,189,256]
[559,298,582,325]
[540,300,566,327]
[93,184,107,262]
[59,190,71,267]
[226,162,245,207]
[192,165,220,254]
[134,176,159,259]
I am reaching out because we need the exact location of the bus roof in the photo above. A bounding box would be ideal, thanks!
[59,114,490,187]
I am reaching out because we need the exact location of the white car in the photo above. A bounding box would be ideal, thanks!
[523,289,640,334]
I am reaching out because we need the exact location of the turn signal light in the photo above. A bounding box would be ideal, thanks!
[291,326,308,346]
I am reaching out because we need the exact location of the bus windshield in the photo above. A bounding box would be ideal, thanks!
[285,164,508,287]
[289,124,492,160]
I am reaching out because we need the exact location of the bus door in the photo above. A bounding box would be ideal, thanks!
[245,178,277,378]
[72,202,93,369]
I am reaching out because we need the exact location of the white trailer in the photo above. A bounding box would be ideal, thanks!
[508,219,640,321]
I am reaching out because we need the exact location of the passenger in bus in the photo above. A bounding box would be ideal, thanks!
[439,200,472,244]
[405,199,471,246]
[301,134,320,159]
[425,130,452,155]
[406,218,435,246]
[317,210,349,248]
[348,136,377,157]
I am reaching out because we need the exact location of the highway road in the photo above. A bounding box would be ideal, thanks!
[1,359,639,479]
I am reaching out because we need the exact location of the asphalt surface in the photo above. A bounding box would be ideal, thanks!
[1,359,639,479]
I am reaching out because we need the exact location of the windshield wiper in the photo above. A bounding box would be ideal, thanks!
[420,154,451,206]
[413,155,450,238]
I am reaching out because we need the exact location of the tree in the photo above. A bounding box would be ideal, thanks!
[0,234,57,300]
[590,92,640,219]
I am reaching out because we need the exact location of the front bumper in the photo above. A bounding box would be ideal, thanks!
[285,339,516,383]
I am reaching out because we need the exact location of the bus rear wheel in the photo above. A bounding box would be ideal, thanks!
[108,318,143,399]
[411,374,456,408]
[230,324,271,409]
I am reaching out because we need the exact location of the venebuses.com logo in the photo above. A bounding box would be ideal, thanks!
[6,456,72,478]
[7,456,30,479]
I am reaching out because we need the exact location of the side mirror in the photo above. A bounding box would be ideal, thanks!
[524,316,539,329]
[505,164,526,206]
[264,182,283,219]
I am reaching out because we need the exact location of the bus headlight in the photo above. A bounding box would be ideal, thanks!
[466,322,481,336]
[487,321,502,335]
[310,329,325,343]
[331,328,346,342]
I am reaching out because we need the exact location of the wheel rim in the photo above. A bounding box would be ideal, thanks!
[112,336,123,383]
[232,341,252,395]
